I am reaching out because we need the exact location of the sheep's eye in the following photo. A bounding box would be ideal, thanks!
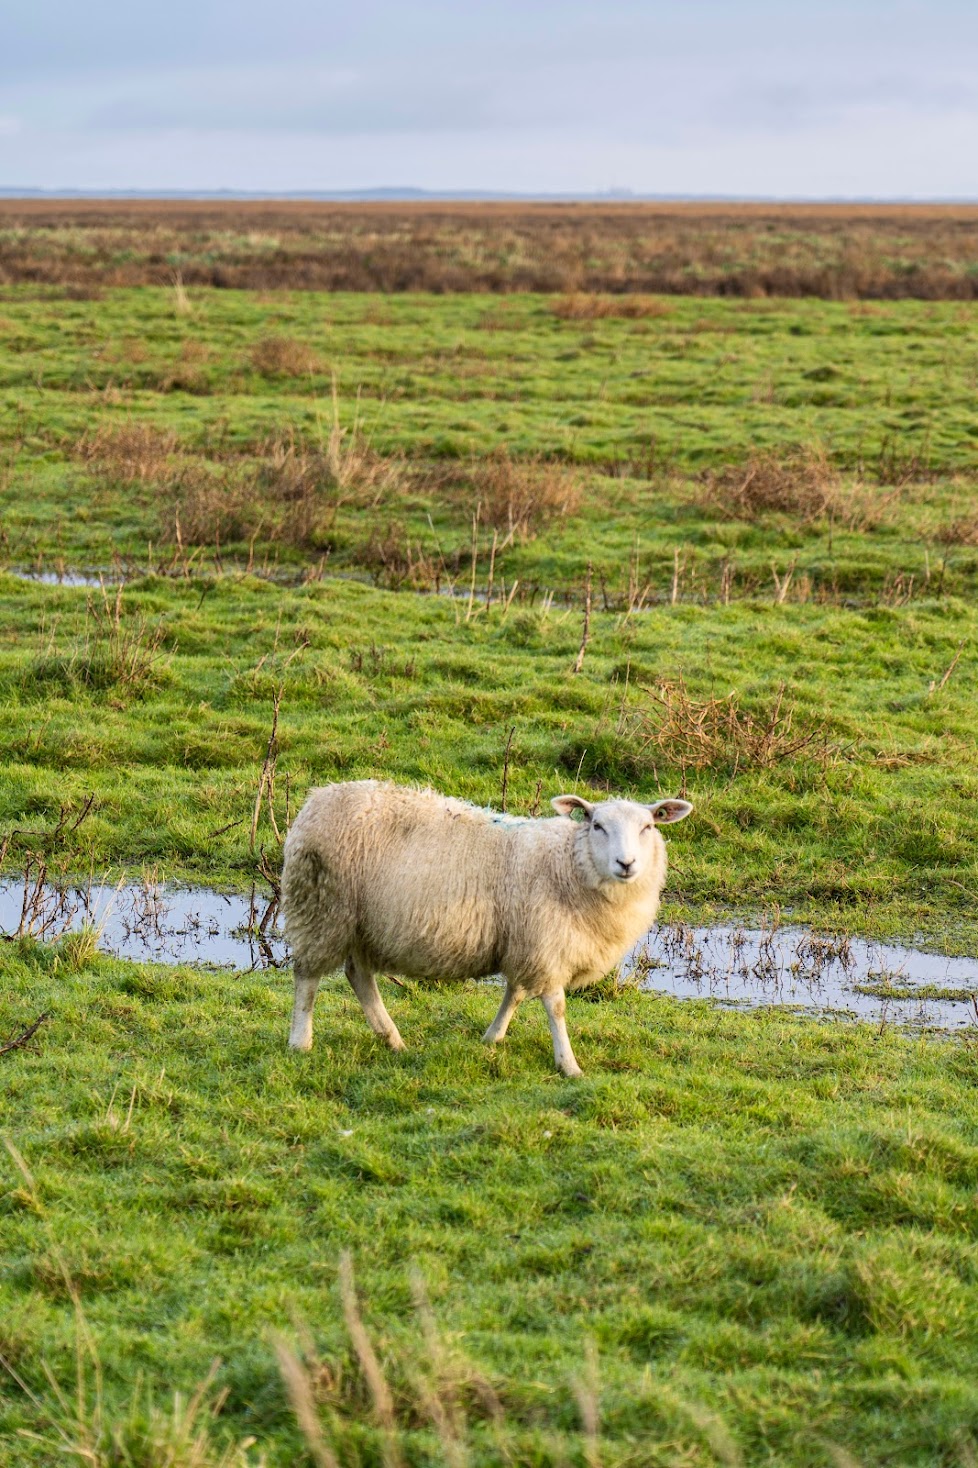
[592,822,605,834]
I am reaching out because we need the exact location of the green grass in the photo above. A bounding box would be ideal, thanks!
[2,285,978,1464]
[5,944,978,1466]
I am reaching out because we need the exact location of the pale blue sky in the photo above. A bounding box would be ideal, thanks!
[2,1,976,195]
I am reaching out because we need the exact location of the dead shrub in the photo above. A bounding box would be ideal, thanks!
[157,338,212,393]
[355,524,447,591]
[934,514,978,546]
[77,423,178,484]
[624,675,843,776]
[700,447,900,530]
[700,446,838,522]
[249,334,322,377]
[166,464,261,546]
[164,430,404,551]
[551,293,673,320]
[432,451,581,544]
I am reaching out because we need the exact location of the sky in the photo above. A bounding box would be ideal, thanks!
[2,0,977,197]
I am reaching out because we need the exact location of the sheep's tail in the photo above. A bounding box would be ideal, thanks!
[281,833,353,971]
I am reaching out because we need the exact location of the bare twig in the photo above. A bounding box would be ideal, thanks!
[928,639,966,696]
[0,1013,49,1057]
[205,817,246,840]
[500,726,515,812]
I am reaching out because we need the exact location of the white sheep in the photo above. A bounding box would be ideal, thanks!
[281,780,692,1077]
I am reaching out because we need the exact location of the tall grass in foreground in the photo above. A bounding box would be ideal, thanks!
[3,1237,764,1468]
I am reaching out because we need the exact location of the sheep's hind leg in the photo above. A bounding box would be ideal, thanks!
[345,954,406,1052]
[541,990,583,1078]
[483,983,524,1044]
[289,962,322,1051]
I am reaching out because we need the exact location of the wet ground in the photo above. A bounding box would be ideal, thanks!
[3,871,978,1033]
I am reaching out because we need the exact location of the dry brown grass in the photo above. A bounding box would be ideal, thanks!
[165,431,404,551]
[4,198,978,298]
[29,585,169,698]
[623,675,843,777]
[700,446,838,521]
[249,334,322,377]
[934,514,978,546]
[551,293,674,320]
[77,422,179,484]
[430,451,582,543]
[698,446,898,530]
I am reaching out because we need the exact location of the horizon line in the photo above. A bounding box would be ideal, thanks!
[3,186,978,206]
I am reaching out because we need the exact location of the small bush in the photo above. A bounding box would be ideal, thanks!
[700,446,838,522]
[431,450,581,543]
[628,676,843,775]
[249,334,321,378]
[935,514,978,546]
[77,423,178,484]
[698,446,899,531]
[165,433,404,551]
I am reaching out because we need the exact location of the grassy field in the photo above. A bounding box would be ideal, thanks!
[2,279,978,1465]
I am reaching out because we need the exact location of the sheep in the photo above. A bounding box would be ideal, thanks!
[281,780,692,1077]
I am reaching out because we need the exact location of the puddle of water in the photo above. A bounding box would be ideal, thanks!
[2,871,977,1034]
[0,874,285,970]
[627,923,978,1033]
[9,570,111,587]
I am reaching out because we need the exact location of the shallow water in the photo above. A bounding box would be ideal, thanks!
[629,923,978,1032]
[0,875,285,970]
[2,872,977,1032]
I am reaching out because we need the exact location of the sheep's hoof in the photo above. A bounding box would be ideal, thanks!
[559,1062,584,1079]
[385,1032,407,1053]
[481,1028,501,1045]
[288,1038,313,1053]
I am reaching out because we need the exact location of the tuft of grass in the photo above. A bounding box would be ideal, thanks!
[699,445,839,523]
[431,450,582,544]
[28,585,168,698]
[77,423,179,485]
[250,334,322,378]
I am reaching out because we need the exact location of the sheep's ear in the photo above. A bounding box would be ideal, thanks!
[552,794,595,820]
[649,798,693,824]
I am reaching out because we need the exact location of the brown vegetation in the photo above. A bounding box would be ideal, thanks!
[77,422,179,483]
[250,334,322,378]
[430,451,582,542]
[550,293,674,319]
[699,446,898,530]
[627,676,842,776]
[935,514,978,546]
[3,198,978,298]
[166,432,403,551]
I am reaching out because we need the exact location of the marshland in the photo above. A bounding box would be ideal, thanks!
[2,204,978,1466]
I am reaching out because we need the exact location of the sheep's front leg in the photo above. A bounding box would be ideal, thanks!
[344,955,406,1052]
[541,990,583,1078]
[289,964,321,1051]
[482,982,524,1045]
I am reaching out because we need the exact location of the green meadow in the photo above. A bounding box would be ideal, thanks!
[2,283,978,1465]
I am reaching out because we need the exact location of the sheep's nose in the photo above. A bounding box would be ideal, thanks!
[617,858,635,877]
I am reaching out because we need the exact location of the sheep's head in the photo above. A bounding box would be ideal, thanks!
[551,794,692,885]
